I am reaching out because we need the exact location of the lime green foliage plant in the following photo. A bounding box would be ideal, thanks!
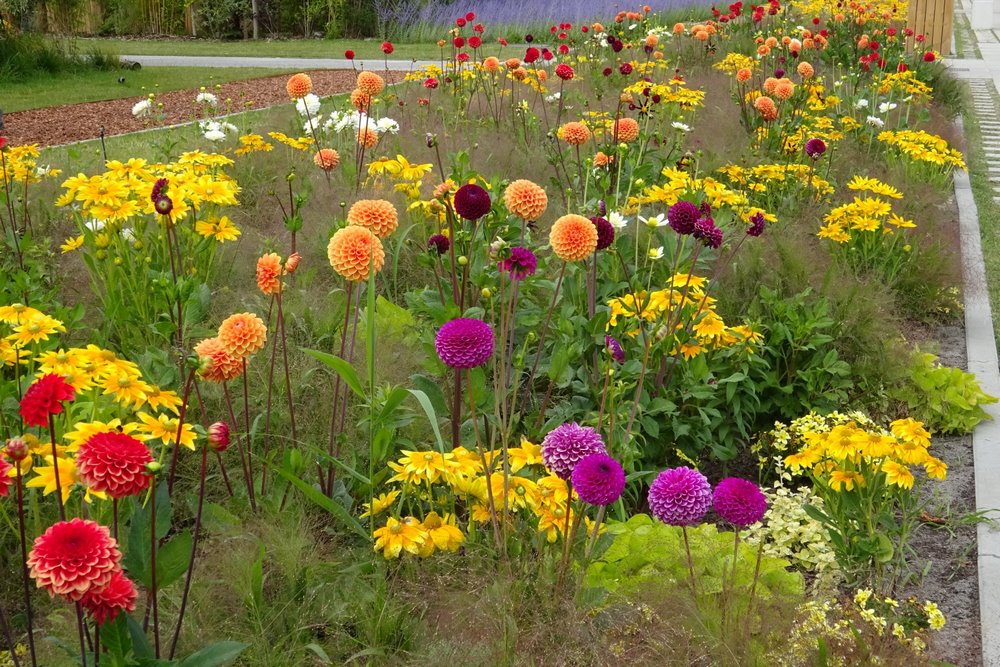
[892,352,998,434]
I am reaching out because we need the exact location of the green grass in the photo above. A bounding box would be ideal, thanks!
[74,37,442,62]
[963,84,1000,350]
[4,66,294,112]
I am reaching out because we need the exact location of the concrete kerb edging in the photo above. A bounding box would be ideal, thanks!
[955,115,1000,667]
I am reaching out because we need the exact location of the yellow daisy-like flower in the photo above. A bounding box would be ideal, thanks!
[6,313,66,346]
[137,412,198,450]
[421,511,465,553]
[537,504,573,543]
[889,418,931,449]
[881,460,915,489]
[360,490,401,518]
[144,387,182,414]
[60,236,84,253]
[828,469,864,492]
[63,419,140,451]
[924,456,948,480]
[387,450,455,486]
[25,455,107,504]
[0,303,43,325]
[100,373,151,409]
[507,438,543,472]
[195,216,241,242]
[373,516,427,559]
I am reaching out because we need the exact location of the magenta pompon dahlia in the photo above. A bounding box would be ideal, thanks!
[541,422,606,479]
[713,477,767,527]
[572,452,625,505]
[435,318,495,369]
[647,466,712,527]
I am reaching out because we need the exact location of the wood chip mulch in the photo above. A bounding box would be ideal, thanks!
[5,69,404,148]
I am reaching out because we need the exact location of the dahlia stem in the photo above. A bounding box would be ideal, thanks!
[557,479,574,589]
[167,367,196,493]
[583,505,607,561]
[721,529,741,636]
[0,599,20,667]
[325,282,354,495]
[94,625,100,666]
[682,525,698,598]
[223,383,256,511]
[744,537,766,641]
[74,603,87,667]
[169,445,208,659]
[261,292,279,496]
[524,261,566,401]
[150,480,160,658]
[467,373,501,551]
[277,291,298,448]
[14,465,37,667]
[192,381,233,498]
[451,367,462,448]
[47,414,65,521]
[241,358,256,510]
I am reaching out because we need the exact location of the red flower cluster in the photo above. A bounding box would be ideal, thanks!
[555,64,574,80]
[20,374,75,427]
[381,41,394,54]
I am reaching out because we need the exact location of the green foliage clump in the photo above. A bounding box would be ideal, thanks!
[585,514,804,603]
[892,352,998,434]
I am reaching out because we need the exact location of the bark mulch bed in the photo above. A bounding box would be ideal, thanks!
[5,69,404,148]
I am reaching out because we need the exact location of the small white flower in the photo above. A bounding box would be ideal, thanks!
[854,98,869,109]
[295,93,321,117]
[608,212,628,230]
[648,246,664,260]
[222,122,238,134]
[599,37,609,48]
[131,99,152,117]
[121,227,136,242]
[545,92,561,103]
[878,101,897,114]
[85,219,105,233]
[639,213,668,228]
[35,165,51,176]
[834,79,843,88]
[866,115,884,128]
[199,120,229,142]
[671,121,691,132]
[628,23,638,30]
[203,129,227,142]
[195,92,218,106]
[375,117,399,134]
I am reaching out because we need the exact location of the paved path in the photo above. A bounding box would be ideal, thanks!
[121,54,437,71]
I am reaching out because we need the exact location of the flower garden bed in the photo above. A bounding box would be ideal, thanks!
[0,2,994,666]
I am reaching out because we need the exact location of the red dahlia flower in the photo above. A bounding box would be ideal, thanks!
[27,518,121,601]
[20,374,75,427]
[381,41,394,54]
[81,570,137,625]
[76,431,153,499]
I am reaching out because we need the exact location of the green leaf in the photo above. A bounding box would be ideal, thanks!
[156,530,193,589]
[302,349,365,399]
[128,613,155,659]
[273,465,367,538]
[177,641,248,667]
[408,388,446,455]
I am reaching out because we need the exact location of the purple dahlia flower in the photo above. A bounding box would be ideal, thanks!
[604,335,624,363]
[454,183,492,221]
[541,422,606,479]
[746,212,766,238]
[667,201,699,235]
[435,318,495,369]
[151,177,169,202]
[648,466,712,527]
[498,246,537,280]
[572,452,626,505]
[694,217,723,249]
[591,216,615,250]
[154,196,173,216]
[428,233,450,255]
[713,477,767,527]
[804,138,827,159]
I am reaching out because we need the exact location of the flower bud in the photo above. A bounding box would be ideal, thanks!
[481,288,492,299]
[4,437,29,461]
[457,255,468,266]
[285,252,302,274]
[146,461,162,475]
[208,421,231,453]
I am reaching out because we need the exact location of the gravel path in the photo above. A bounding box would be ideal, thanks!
[5,69,403,148]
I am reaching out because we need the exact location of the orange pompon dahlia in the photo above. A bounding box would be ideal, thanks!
[558,121,591,146]
[350,88,371,111]
[358,127,379,149]
[504,57,521,69]
[773,79,795,100]
[483,56,501,72]
[550,214,598,262]
[348,199,399,238]
[763,77,779,95]
[218,313,268,357]
[594,151,613,167]
[503,179,548,221]
[314,148,340,171]
[512,67,528,81]
[286,73,313,99]
[797,61,815,78]
[736,67,752,83]
[357,71,386,96]
[537,69,548,82]
[327,225,386,282]
[613,117,640,143]
[754,96,779,121]
[256,252,284,294]
[28,518,121,601]
[194,337,243,382]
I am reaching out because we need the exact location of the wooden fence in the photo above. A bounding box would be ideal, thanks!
[907,0,954,55]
